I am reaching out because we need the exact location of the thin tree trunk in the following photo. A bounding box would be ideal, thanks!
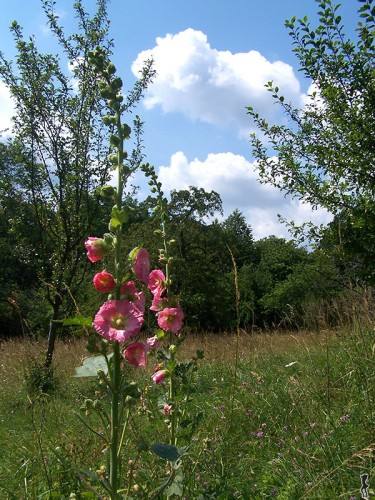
[45,299,62,368]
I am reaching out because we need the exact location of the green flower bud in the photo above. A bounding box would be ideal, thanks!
[107,153,118,164]
[100,88,115,100]
[169,344,177,354]
[109,100,120,111]
[121,124,131,138]
[111,77,123,90]
[100,185,116,199]
[103,233,114,244]
[107,63,116,75]
[102,115,115,126]
[110,134,121,147]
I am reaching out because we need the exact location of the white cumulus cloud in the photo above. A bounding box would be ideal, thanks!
[158,151,332,240]
[132,28,304,136]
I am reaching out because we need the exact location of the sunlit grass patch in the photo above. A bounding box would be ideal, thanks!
[0,327,373,498]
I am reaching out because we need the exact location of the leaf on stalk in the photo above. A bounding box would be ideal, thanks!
[55,315,92,327]
[74,355,111,377]
[150,443,184,462]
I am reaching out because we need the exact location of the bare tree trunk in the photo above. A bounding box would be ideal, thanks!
[45,298,62,368]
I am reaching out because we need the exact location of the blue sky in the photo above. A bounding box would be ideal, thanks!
[0,0,360,239]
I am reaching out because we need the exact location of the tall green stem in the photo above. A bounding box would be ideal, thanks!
[110,342,121,498]
[109,110,125,499]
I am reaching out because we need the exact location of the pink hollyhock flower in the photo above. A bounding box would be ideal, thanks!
[93,300,144,342]
[85,237,111,263]
[152,369,168,385]
[150,291,167,312]
[157,307,184,334]
[148,269,166,296]
[124,341,147,367]
[120,280,137,298]
[93,271,115,293]
[146,335,161,350]
[120,281,146,313]
[134,291,146,313]
[132,248,150,284]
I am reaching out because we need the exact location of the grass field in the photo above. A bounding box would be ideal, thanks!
[0,327,374,499]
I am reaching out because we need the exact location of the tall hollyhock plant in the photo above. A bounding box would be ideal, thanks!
[77,47,200,499]
[81,47,158,499]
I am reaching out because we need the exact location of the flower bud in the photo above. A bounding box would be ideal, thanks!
[99,185,116,199]
[107,63,116,75]
[93,271,115,293]
[110,134,120,147]
[85,237,113,263]
[111,77,123,90]
[121,123,131,138]
[107,153,118,164]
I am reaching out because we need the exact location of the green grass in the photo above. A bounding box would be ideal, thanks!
[0,328,374,499]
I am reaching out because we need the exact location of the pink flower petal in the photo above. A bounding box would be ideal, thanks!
[93,300,144,342]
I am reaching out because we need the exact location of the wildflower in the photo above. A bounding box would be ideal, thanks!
[150,291,166,311]
[124,341,147,367]
[93,300,143,342]
[120,280,137,298]
[163,404,172,415]
[257,431,264,438]
[85,237,112,263]
[340,414,349,422]
[215,404,226,411]
[120,281,145,313]
[309,422,316,429]
[93,271,115,293]
[260,423,267,429]
[157,306,184,333]
[132,248,150,284]
[146,335,161,350]
[148,269,166,296]
[151,369,168,385]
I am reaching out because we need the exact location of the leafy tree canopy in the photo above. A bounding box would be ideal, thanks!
[247,0,375,283]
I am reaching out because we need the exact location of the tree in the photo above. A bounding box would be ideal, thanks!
[0,0,154,364]
[221,209,254,265]
[247,0,375,280]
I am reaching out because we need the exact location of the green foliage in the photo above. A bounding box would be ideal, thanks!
[24,358,60,395]
[248,0,375,284]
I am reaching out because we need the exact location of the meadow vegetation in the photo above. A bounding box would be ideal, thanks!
[1,325,373,498]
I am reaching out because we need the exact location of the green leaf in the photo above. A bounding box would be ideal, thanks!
[150,443,184,462]
[165,479,183,497]
[74,355,112,377]
[55,315,92,327]
[109,217,121,231]
[112,206,129,223]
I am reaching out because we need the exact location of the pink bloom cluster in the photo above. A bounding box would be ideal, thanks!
[147,269,184,334]
[87,244,184,377]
